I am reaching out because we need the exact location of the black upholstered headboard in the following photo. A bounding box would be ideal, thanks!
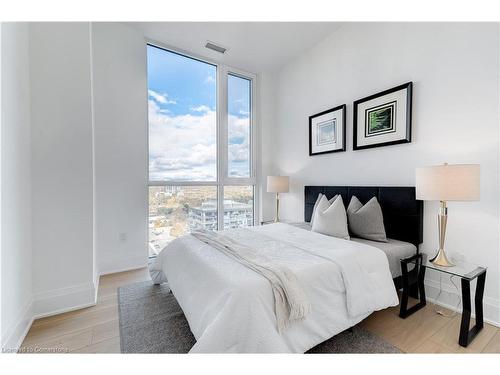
[304,186,423,246]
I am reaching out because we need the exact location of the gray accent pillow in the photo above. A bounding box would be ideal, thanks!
[347,196,388,242]
[311,195,350,240]
[310,193,338,228]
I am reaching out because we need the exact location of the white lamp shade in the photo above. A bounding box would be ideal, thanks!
[267,176,289,193]
[416,164,480,201]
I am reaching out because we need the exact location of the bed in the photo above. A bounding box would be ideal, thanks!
[150,185,423,353]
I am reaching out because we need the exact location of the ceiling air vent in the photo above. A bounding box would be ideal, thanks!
[205,41,227,54]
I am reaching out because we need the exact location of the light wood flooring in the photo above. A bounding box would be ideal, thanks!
[20,267,500,353]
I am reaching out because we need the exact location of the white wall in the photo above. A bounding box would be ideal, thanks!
[91,23,149,275]
[30,23,96,316]
[269,23,500,324]
[0,22,33,350]
[0,23,148,342]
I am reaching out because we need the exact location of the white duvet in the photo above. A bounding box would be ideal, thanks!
[150,223,399,353]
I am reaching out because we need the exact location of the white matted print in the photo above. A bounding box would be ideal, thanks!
[353,82,412,150]
[309,104,346,155]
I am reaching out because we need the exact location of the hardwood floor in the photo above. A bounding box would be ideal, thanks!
[359,300,500,353]
[20,268,500,354]
[20,268,149,353]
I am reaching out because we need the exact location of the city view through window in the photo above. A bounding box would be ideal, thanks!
[148,186,253,256]
[147,45,255,257]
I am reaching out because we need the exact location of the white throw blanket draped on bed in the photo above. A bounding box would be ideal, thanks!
[190,229,311,332]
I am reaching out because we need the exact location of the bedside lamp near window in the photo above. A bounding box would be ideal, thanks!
[267,176,289,222]
[416,163,480,267]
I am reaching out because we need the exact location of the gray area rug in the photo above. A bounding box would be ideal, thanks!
[118,281,401,354]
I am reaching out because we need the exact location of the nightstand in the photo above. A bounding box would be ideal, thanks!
[399,253,487,347]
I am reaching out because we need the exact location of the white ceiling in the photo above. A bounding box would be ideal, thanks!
[126,22,341,73]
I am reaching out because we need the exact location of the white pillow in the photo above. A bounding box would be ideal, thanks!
[311,195,350,240]
[310,193,338,228]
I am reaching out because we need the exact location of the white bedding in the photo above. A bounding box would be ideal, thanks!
[191,229,311,332]
[150,223,399,353]
[289,222,417,278]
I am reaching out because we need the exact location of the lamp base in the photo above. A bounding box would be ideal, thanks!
[430,201,454,267]
[274,193,280,223]
[430,248,454,267]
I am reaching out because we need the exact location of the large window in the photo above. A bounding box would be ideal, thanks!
[147,45,256,256]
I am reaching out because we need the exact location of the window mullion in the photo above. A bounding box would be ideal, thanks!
[251,74,258,224]
[217,65,228,229]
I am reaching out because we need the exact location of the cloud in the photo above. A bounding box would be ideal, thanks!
[149,100,217,181]
[149,99,251,181]
[228,116,250,176]
[190,105,211,113]
[148,89,177,105]
[204,75,215,84]
[151,143,216,174]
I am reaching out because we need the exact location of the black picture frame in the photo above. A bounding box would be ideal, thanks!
[353,82,413,151]
[309,104,347,156]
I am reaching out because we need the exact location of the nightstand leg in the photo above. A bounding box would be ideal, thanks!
[399,261,409,317]
[459,278,471,347]
[399,261,426,319]
[459,271,486,347]
[418,264,426,303]
[475,272,486,330]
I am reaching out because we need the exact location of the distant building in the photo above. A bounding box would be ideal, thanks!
[163,186,182,194]
[152,185,182,198]
[188,199,253,231]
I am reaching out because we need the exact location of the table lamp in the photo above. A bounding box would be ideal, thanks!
[267,176,289,222]
[416,163,480,267]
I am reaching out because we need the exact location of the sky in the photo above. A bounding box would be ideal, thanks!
[147,45,250,181]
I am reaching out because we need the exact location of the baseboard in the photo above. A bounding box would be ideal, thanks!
[424,279,500,328]
[1,299,34,353]
[99,255,148,276]
[33,281,97,319]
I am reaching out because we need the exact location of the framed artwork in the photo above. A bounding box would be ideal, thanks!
[309,104,346,156]
[353,82,412,150]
